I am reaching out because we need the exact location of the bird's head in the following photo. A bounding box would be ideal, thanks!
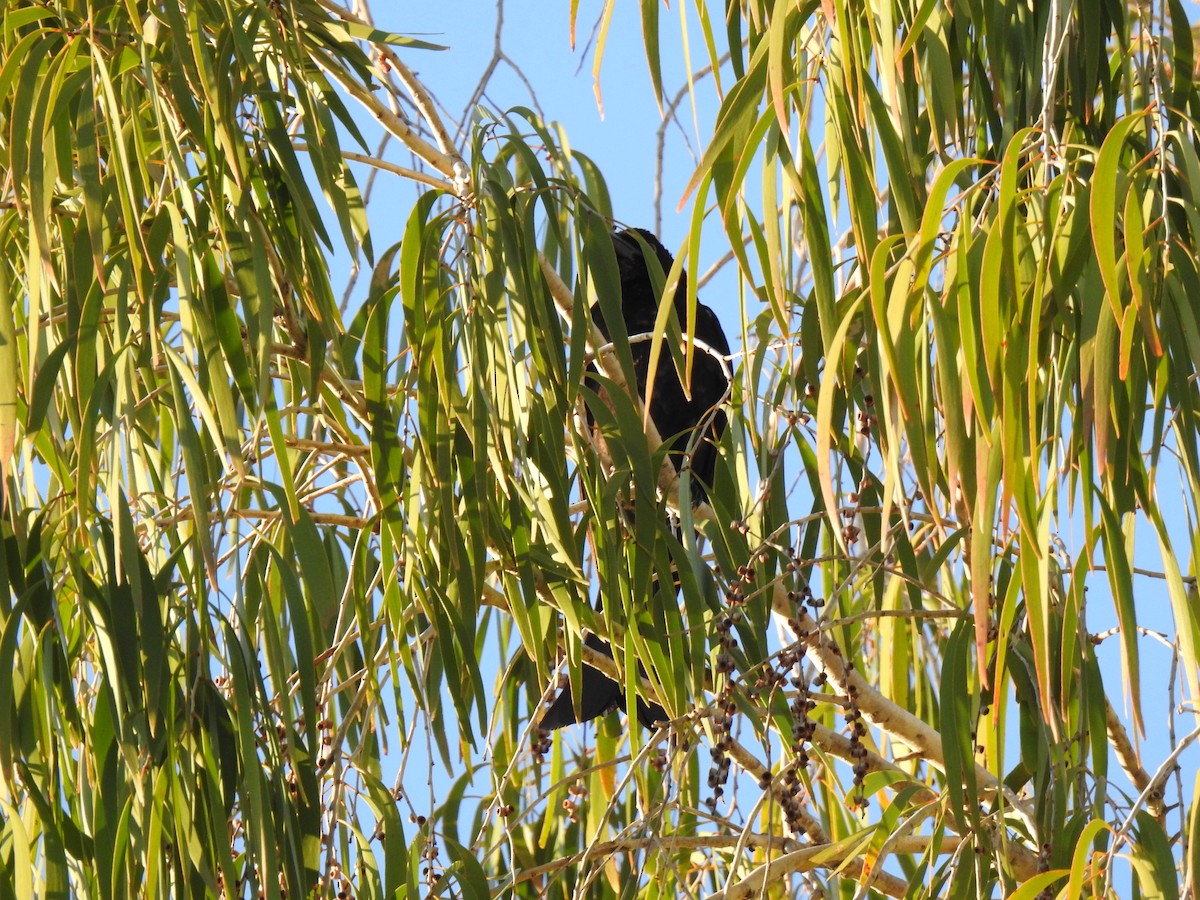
[611,228,686,308]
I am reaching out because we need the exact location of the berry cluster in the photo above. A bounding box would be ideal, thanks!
[705,541,756,813]
[650,748,669,772]
[316,709,334,770]
[415,820,441,888]
[325,861,355,900]
[843,675,870,812]
[532,727,552,763]
[704,692,736,812]
[777,763,810,835]
[562,781,588,823]
[785,586,869,813]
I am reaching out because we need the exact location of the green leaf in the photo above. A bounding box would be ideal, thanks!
[939,618,978,834]
[1130,812,1180,900]
[638,0,662,108]
[342,23,447,51]
[1090,112,1148,338]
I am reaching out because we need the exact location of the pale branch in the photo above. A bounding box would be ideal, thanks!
[293,143,455,191]
[772,583,1042,883]
[653,53,732,235]
[285,437,371,457]
[311,0,466,184]
[1088,565,1198,588]
[1105,696,1163,818]
[155,507,372,531]
[776,585,1007,798]
[454,0,545,139]
[806,722,938,803]
[379,52,460,161]
[697,247,739,290]
[720,737,910,898]
[511,833,800,887]
[724,734,1031,889]
[312,48,466,188]
[457,0,506,133]
[708,841,911,900]
[533,591,933,808]
[1105,723,1200,876]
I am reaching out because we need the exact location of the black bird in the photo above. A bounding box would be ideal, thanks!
[539,227,731,731]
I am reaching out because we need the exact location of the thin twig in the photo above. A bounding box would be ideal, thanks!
[293,143,454,192]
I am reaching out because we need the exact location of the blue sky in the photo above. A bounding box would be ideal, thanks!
[372,1,724,262]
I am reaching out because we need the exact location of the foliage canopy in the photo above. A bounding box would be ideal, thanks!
[0,1,1198,897]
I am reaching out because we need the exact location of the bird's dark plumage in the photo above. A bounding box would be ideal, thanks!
[594,228,731,501]
[535,633,623,730]
[540,227,731,731]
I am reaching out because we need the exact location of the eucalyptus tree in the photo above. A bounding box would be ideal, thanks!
[0,1,1197,897]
